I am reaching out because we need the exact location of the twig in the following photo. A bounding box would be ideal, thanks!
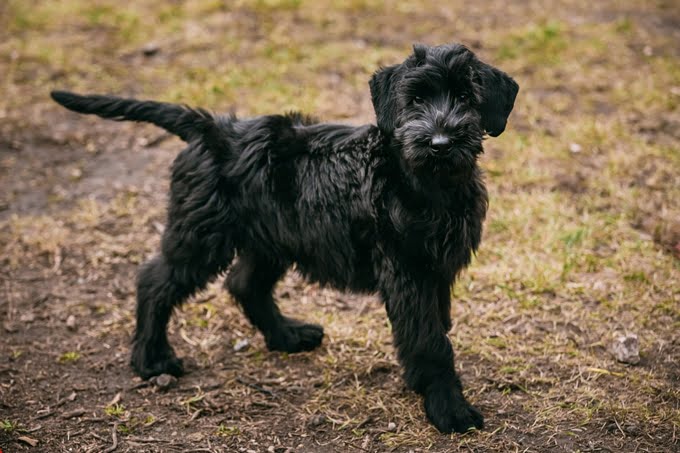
[34,410,53,420]
[143,132,172,148]
[102,423,119,453]
[67,428,86,440]
[62,408,87,419]
[128,381,151,391]
[80,417,107,423]
[613,417,626,438]
[185,408,203,425]
[24,425,42,433]
[90,432,108,442]
[236,377,276,397]
[341,440,371,452]
[126,436,168,443]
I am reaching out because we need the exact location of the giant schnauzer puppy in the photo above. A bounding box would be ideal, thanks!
[51,43,518,433]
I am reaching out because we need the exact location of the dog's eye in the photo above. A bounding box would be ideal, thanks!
[457,93,468,102]
[412,96,424,105]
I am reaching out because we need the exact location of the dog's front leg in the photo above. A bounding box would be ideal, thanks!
[380,270,483,433]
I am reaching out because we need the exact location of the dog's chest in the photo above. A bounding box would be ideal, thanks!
[384,190,484,279]
[414,214,476,273]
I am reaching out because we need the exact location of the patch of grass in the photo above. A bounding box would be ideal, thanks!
[5,1,49,32]
[486,337,508,349]
[104,403,125,418]
[518,296,541,310]
[216,424,240,437]
[256,0,302,11]
[116,423,132,434]
[1,419,17,433]
[561,228,587,248]
[614,17,635,34]
[497,21,566,64]
[143,415,156,425]
[623,271,649,284]
[57,351,81,363]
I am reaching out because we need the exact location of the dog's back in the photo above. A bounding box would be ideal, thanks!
[225,116,385,291]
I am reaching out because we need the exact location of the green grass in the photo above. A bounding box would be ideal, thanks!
[57,351,81,363]
[216,424,240,437]
[497,21,566,64]
[1,420,17,433]
[104,403,126,417]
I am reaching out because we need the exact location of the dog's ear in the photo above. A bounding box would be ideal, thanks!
[477,62,519,137]
[369,64,401,134]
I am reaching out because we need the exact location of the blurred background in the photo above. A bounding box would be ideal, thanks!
[1,1,678,452]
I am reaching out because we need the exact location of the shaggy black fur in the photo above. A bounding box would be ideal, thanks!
[51,43,518,434]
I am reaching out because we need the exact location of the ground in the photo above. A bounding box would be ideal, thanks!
[0,1,679,452]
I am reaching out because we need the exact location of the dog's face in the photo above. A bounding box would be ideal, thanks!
[370,43,519,177]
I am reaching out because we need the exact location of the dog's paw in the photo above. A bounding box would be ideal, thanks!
[424,380,484,434]
[266,317,324,353]
[130,346,184,380]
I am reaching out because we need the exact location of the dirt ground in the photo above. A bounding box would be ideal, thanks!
[1,1,679,452]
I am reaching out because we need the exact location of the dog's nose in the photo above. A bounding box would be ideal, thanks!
[430,135,451,154]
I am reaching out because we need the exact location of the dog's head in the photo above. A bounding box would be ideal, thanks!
[370,43,519,176]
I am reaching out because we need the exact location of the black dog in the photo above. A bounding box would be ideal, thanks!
[51,43,518,433]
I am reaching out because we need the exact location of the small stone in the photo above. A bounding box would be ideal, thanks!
[142,43,160,57]
[643,45,653,56]
[150,373,178,390]
[569,143,582,153]
[233,338,250,352]
[20,312,35,323]
[612,333,640,365]
[69,167,83,180]
[308,414,326,427]
[66,315,77,331]
[387,422,397,432]
[268,447,276,453]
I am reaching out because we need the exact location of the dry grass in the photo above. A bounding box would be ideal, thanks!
[1,0,679,452]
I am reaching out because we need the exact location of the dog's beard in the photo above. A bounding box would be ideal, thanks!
[395,120,483,181]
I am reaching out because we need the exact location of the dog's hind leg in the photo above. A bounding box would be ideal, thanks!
[226,253,324,353]
[132,247,233,379]
[131,146,234,379]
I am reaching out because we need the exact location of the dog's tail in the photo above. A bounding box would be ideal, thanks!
[50,90,215,143]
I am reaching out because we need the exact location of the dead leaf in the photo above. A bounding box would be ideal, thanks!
[18,436,39,447]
